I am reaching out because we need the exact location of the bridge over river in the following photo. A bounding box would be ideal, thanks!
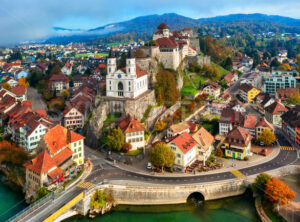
[7,136,300,222]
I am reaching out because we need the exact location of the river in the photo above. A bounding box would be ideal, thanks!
[1,174,299,222]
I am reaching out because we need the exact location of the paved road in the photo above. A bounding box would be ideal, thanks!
[27,87,47,111]
[17,132,298,222]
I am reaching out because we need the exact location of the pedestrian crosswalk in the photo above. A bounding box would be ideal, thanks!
[230,170,244,178]
[77,181,95,189]
[280,146,295,151]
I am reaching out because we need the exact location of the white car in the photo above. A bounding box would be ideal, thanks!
[147,162,152,170]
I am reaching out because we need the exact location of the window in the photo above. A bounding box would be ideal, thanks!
[177,153,181,158]
[177,160,180,164]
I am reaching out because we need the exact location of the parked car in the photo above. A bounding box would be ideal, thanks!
[147,162,152,170]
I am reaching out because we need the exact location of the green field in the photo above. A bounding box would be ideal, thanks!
[75,53,92,58]
[180,73,198,96]
[211,61,229,77]
[189,73,208,87]
[96,53,109,57]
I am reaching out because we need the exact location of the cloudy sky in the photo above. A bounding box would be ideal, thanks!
[0,0,299,46]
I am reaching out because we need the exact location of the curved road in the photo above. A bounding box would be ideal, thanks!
[17,134,298,222]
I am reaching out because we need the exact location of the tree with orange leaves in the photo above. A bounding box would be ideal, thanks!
[264,177,296,206]
[0,140,29,165]
[2,82,11,90]
[18,77,29,88]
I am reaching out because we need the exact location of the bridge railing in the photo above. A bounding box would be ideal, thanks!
[7,187,65,222]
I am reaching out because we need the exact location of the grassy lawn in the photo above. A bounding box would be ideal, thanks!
[125,149,142,156]
[189,73,208,88]
[181,72,198,96]
[104,113,122,123]
[211,61,230,77]
[95,53,109,57]
[75,53,92,58]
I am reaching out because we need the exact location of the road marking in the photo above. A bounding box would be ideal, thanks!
[77,181,95,189]
[280,146,294,151]
[230,170,244,178]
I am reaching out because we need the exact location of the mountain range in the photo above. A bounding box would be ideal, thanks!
[49,13,300,43]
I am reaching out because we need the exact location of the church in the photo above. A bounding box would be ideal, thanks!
[106,48,148,99]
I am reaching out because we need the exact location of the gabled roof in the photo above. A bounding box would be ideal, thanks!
[169,121,190,134]
[117,115,145,133]
[256,117,274,131]
[155,37,178,49]
[192,127,214,151]
[11,85,26,96]
[43,125,84,155]
[226,127,251,146]
[49,74,69,83]
[265,102,287,114]
[203,82,221,90]
[243,114,257,129]
[170,132,197,154]
[240,83,254,92]
[24,150,56,174]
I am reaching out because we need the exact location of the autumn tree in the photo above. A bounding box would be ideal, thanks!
[0,140,29,165]
[258,129,276,146]
[107,128,124,152]
[278,63,291,71]
[149,143,175,171]
[251,173,272,196]
[60,89,70,100]
[18,77,29,88]
[154,71,180,106]
[287,92,300,105]
[154,120,166,132]
[265,177,296,206]
[2,82,11,90]
[50,64,61,75]
[215,147,223,157]
[122,142,132,153]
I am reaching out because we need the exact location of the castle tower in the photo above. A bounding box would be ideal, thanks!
[107,48,116,75]
[126,47,136,75]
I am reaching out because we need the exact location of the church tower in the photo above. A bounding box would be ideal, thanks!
[107,48,116,75]
[126,47,136,75]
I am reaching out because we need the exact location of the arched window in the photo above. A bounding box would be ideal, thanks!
[118,82,124,96]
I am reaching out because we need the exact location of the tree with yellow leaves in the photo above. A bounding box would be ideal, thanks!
[2,82,11,90]
[18,77,29,88]
[278,63,291,71]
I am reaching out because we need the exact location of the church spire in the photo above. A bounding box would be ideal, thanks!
[108,48,116,58]
[127,47,135,59]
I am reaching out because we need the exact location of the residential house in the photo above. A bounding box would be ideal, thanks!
[239,83,260,103]
[277,88,298,103]
[243,114,257,138]
[62,63,72,75]
[192,127,214,162]
[11,85,27,101]
[219,108,244,136]
[281,106,300,147]
[253,93,275,114]
[24,125,85,196]
[117,115,145,150]
[48,74,69,94]
[255,117,274,139]
[167,121,191,137]
[202,82,221,98]
[209,100,229,115]
[240,72,261,89]
[222,127,252,159]
[168,132,197,170]
[2,76,19,87]
[265,102,287,125]
[73,75,83,88]
[223,72,238,86]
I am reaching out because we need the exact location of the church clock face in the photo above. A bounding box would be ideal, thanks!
[118,74,122,79]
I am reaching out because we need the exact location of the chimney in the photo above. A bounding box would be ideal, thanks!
[67,129,71,144]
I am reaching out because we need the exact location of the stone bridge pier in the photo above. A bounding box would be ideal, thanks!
[75,179,248,216]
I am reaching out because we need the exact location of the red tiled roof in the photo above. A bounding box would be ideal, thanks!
[22,100,32,108]
[43,125,84,155]
[35,109,47,118]
[11,85,26,95]
[155,37,178,49]
[49,74,69,83]
[24,150,56,174]
[192,127,214,151]
[117,115,145,133]
[243,114,257,129]
[52,148,73,166]
[48,167,63,179]
[265,102,287,115]
[226,127,252,146]
[170,132,197,154]
[256,117,274,131]
[157,23,169,29]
